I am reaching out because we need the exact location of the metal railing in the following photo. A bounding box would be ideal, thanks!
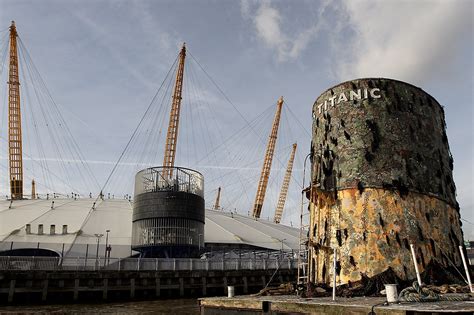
[0,256,297,272]
[135,166,204,197]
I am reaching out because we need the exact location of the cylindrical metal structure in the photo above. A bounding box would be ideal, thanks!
[308,78,464,285]
[132,166,204,258]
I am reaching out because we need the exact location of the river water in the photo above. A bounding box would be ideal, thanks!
[0,299,200,314]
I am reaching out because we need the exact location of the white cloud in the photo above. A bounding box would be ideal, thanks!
[243,1,472,80]
[254,2,286,54]
[334,1,474,237]
[243,1,326,62]
[240,0,251,19]
[337,1,473,84]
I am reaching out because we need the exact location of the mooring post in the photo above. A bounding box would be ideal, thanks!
[410,244,422,286]
[459,245,473,293]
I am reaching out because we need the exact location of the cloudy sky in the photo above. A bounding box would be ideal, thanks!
[0,0,472,238]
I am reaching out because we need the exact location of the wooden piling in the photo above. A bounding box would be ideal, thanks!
[7,280,15,303]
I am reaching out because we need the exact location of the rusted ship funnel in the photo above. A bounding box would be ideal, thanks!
[308,78,465,285]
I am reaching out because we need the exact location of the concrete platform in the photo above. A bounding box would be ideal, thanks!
[199,295,474,314]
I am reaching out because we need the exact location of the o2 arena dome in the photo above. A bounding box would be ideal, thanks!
[0,197,300,258]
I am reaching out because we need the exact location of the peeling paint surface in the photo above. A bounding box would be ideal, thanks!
[308,188,463,284]
[308,78,464,285]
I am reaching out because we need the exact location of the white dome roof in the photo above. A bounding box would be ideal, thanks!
[0,198,301,257]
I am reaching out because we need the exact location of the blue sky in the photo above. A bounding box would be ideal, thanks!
[0,0,472,238]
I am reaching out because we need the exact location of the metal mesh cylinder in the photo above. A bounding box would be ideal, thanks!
[132,166,204,258]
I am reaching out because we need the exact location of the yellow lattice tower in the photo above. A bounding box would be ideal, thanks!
[274,143,297,224]
[162,43,186,179]
[7,21,23,200]
[252,97,284,219]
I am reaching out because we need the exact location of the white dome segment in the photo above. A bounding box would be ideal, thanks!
[205,209,299,251]
[0,199,301,257]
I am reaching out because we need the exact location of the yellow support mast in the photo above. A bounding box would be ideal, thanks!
[252,96,284,219]
[273,143,297,224]
[213,187,221,210]
[162,43,186,179]
[7,21,24,200]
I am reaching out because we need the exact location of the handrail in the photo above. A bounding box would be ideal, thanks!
[135,166,204,197]
[0,256,298,272]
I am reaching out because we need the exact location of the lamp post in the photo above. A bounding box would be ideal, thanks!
[104,230,110,267]
[94,233,103,270]
[279,238,286,261]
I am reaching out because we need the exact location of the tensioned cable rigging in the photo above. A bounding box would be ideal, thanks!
[17,37,100,194]
[0,137,81,194]
[64,54,181,256]
[17,45,57,191]
[0,29,112,197]
[95,53,179,200]
[91,45,308,221]
[188,52,306,194]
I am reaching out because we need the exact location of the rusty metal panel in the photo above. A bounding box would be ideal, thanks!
[308,78,465,285]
